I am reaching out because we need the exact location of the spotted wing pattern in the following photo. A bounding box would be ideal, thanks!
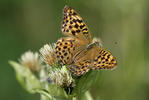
[91,47,117,70]
[68,43,96,76]
[62,6,92,44]
[68,45,117,76]
[69,60,90,76]
[55,37,75,65]
[55,6,117,76]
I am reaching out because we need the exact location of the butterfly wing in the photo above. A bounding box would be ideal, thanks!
[91,47,117,70]
[57,6,117,76]
[68,60,90,76]
[55,37,88,65]
[55,37,75,65]
[68,44,117,76]
[62,6,92,45]
[68,45,96,76]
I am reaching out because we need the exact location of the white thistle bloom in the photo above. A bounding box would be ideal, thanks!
[40,44,57,66]
[20,51,41,72]
[49,66,74,87]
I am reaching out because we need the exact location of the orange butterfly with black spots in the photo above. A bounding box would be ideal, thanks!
[55,6,117,76]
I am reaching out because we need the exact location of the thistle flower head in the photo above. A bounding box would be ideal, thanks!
[20,51,41,72]
[40,44,58,66]
[49,66,74,87]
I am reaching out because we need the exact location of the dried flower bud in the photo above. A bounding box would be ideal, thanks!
[40,44,57,66]
[20,51,41,72]
[49,66,74,87]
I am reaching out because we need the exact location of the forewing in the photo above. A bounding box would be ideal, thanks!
[62,6,92,44]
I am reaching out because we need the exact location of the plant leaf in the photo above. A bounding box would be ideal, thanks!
[9,61,42,93]
[72,70,99,95]
[9,61,68,100]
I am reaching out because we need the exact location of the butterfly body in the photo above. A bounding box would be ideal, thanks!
[55,6,117,76]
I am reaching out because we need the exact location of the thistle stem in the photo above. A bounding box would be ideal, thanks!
[85,91,93,100]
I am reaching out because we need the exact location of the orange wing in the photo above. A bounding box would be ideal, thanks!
[68,44,117,76]
[62,6,92,45]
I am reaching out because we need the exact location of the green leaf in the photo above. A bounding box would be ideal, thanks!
[80,91,93,100]
[9,61,42,93]
[9,61,69,100]
[45,83,66,98]
[34,89,54,100]
[41,95,51,100]
[34,88,67,100]
[72,70,99,95]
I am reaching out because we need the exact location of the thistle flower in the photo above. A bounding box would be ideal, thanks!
[49,66,74,87]
[20,51,41,72]
[40,44,58,66]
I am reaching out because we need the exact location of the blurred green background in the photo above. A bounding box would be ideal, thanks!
[0,0,149,100]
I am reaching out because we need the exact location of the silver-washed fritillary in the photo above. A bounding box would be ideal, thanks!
[55,6,117,76]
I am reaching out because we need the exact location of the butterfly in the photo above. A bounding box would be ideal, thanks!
[55,6,117,76]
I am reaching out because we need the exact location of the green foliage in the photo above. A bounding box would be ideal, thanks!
[9,61,97,100]
[9,61,41,93]
[1,0,148,100]
[9,61,66,100]
[72,70,98,96]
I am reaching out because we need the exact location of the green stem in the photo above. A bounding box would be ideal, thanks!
[67,96,73,100]
[85,91,93,100]
[72,97,77,100]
